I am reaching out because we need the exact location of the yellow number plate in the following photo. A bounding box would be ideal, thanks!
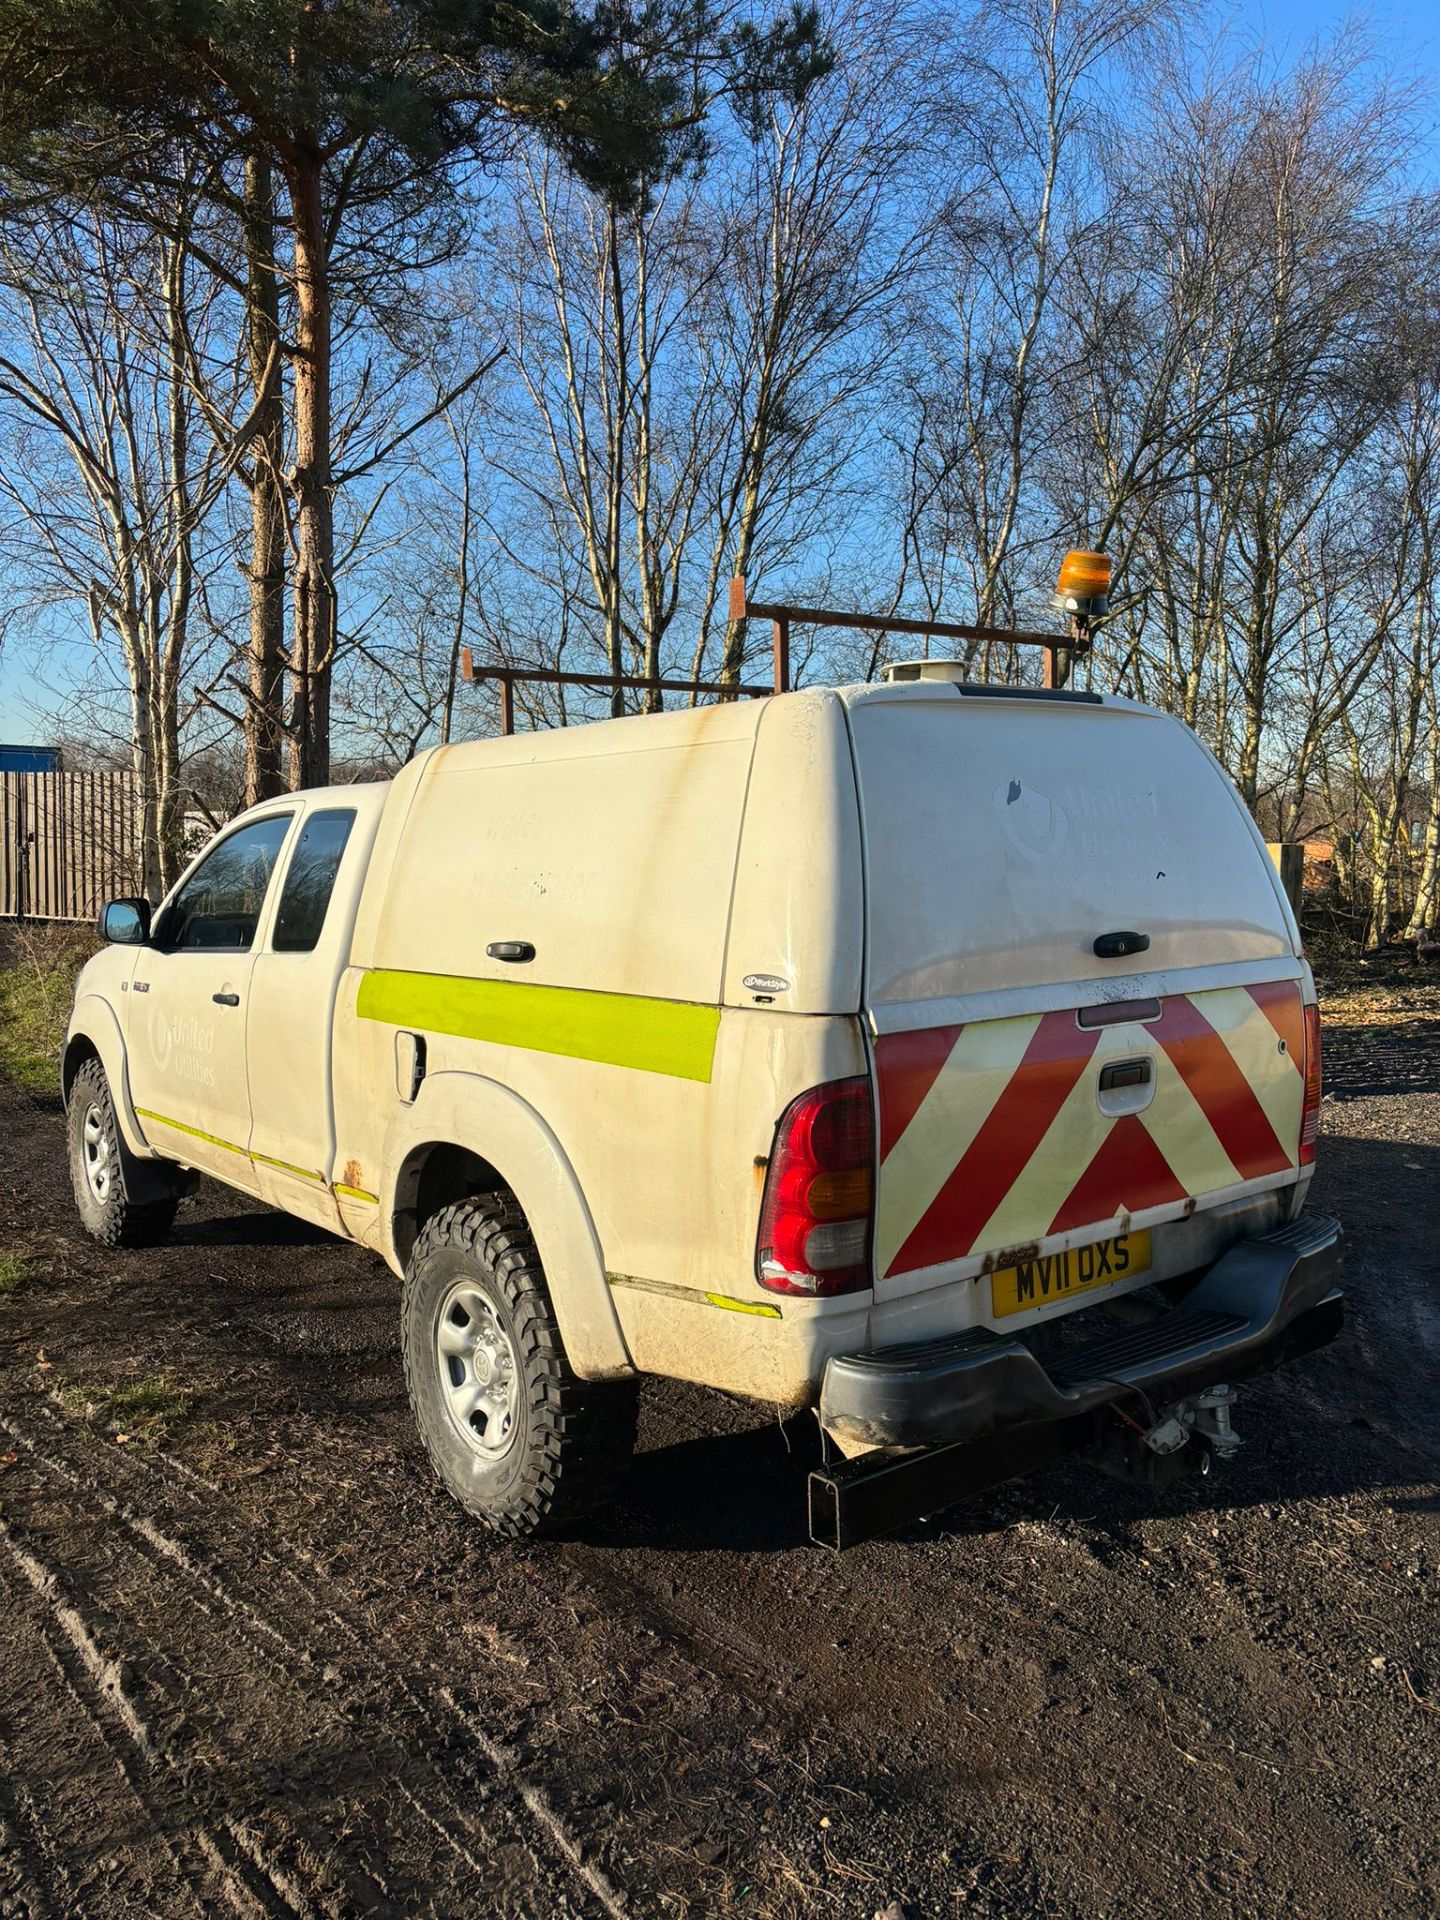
[990,1230,1151,1319]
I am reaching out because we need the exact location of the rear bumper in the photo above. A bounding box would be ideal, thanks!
[821,1212,1344,1453]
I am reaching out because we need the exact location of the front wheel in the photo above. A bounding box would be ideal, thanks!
[401,1196,636,1535]
[67,1058,178,1248]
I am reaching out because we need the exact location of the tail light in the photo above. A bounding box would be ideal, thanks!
[757,1076,875,1296]
[1300,1001,1322,1165]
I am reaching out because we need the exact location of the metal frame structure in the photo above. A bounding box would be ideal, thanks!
[460,578,1092,734]
[459,649,772,736]
[726,577,1093,693]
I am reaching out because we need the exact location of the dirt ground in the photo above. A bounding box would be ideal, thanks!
[0,991,1437,1920]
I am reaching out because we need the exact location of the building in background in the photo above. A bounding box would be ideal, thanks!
[0,744,61,773]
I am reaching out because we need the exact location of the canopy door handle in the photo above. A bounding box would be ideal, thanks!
[486,941,535,964]
[1093,930,1150,959]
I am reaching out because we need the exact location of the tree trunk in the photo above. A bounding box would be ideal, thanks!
[124,638,164,904]
[1406,788,1440,936]
[286,146,334,789]
[1236,639,1265,811]
[243,153,287,804]
[156,671,184,891]
[156,230,190,892]
[440,439,471,746]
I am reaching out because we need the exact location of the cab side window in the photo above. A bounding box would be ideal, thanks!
[272,809,356,953]
[160,815,293,952]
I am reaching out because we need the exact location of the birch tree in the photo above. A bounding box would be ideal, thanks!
[0,202,249,895]
[483,0,932,706]
[894,0,1175,637]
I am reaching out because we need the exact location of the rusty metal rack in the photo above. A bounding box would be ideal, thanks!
[458,649,773,735]
[461,578,1091,733]
[726,577,1092,693]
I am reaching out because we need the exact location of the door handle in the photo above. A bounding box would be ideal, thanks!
[212,991,240,1007]
[1099,1058,1151,1092]
[1093,930,1150,959]
[486,941,535,963]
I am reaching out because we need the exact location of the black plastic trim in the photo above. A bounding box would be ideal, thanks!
[821,1215,1344,1452]
[809,1291,1343,1549]
[949,682,1104,705]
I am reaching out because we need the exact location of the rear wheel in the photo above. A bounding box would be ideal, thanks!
[67,1058,178,1247]
[401,1195,636,1535]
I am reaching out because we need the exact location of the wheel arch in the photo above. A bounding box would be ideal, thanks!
[64,996,151,1155]
[63,1003,191,1207]
[381,1070,632,1381]
[61,1030,100,1104]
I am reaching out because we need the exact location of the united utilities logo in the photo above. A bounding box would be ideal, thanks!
[994,778,1068,862]
[149,1007,217,1086]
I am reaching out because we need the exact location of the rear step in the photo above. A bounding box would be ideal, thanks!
[809,1215,1343,1549]
[1043,1307,1247,1391]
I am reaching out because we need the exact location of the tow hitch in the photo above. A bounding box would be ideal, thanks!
[807,1216,1342,1549]
[808,1378,1265,1549]
[1093,1382,1243,1489]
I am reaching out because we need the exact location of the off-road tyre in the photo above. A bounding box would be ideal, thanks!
[401,1195,638,1536]
[67,1058,178,1248]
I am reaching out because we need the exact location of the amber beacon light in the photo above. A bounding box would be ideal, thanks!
[1055,549,1112,612]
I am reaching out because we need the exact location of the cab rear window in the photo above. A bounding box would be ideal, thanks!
[273,810,356,953]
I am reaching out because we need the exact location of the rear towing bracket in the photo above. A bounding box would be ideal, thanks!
[808,1214,1344,1551]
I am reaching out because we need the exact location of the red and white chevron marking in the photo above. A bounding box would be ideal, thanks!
[874,981,1305,1280]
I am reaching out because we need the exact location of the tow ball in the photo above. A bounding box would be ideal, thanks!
[1150,1382,1243,1465]
[1099,1383,1243,1486]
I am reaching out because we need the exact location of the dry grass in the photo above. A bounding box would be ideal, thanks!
[0,922,98,1094]
[1315,979,1440,1028]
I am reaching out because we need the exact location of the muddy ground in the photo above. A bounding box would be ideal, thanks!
[0,999,1437,1920]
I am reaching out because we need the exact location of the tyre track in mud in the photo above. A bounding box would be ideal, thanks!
[1,1512,395,1919]
[0,1401,629,1919]
[1,1386,906,1920]
[0,1752,66,1920]
[4,1062,1440,1919]
[0,1534,228,1919]
[18,1397,634,1919]
[10,1388,869,1919]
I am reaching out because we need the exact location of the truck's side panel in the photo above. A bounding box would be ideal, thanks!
[721,692,865,1014]
[331,696,873,1392]
[363,705,758,1004]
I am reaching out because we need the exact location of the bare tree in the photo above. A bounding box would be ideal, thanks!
[474,0,934,710]
[892,0,1175,645]
[1062,37,1426,816]
[0,199,250,896]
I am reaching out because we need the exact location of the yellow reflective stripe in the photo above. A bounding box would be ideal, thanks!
[607,1272,782,1318]
[704,1292,782,1318]
[135,1108,247,1158]
[250,1149,326,1185]
[334,1183,379,1205]
[136,1109,326,1186]
[357,968,720,1084]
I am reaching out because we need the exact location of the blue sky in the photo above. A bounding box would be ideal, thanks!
[1235,0,1434,78]
[1,0,1437,747]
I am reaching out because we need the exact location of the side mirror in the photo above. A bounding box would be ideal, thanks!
[99,897,151,946]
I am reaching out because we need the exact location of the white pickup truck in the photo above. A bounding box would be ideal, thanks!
[65,673,1343,1545]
